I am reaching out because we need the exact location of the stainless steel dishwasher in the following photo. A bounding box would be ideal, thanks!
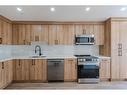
[48,59,64,82]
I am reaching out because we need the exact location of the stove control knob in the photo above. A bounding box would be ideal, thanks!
[83,59,86,61]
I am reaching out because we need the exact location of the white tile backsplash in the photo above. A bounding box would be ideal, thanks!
[0,44,99,58]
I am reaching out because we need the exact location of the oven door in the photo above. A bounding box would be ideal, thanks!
[78,64,99,78]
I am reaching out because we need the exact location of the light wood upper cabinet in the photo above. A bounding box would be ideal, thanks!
[48,25,57,45]
[94,24,104,45]
[100,59,110,80]
[30,59,47,81]
[12,25,19,45]
[25,25,32,45]
[62,25,74,45]
[41,25,49,43]
[75,24,104,45]
[31,25,42,42]
[64,58,77,81]
[75,24,94,35]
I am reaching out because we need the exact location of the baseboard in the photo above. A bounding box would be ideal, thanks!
[12,80,48,83]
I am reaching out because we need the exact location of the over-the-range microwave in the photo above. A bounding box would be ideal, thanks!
[75,35,95,45]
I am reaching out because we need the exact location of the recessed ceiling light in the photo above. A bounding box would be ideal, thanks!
[50,7,55,12]
[120,7,126,11]
[17,7,22,12]
[85,7,90,11]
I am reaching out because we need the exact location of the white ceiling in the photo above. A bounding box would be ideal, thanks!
[0,6,127,21]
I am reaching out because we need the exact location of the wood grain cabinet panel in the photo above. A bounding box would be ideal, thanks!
[30,59,47,82]
[13,60,31,81]
[64,58,77,82]
[25,25,32,45]
[100,59,110,80]
[0,62,2,88]
[31,25,42,42]
[13,59,47,82]
[93,24,104,45]
[48,25,57,45]
[64,25,75,45]
[105,20,127,80]
[0,61,13,89]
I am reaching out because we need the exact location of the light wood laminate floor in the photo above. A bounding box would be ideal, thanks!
[5,81,127,89]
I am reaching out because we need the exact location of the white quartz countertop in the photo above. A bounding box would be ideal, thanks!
[0,56,77,62]
[97,55,111,59]
[0,55,111,62]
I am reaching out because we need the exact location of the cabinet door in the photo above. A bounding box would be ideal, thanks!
[2,21,7,44]
[111,22,120,80]
[48,25,57,45]
[8,61,13,84]
[18,25,26,45]
[7,23,12,45]
[56,25,64,45]
[75,24,84,36]
[84,24,94,35]
[100,59,110,80]
[13,60,31,81]
[31,25,42,42]
[63,25,74,45]
[12,25,19,45]
[94,24,104,45]
[30,59,47,81]
[25,25,32,45]
[0,20,2,38]
[40,25,49,43]
[64,58,77,81]
[119,22,127,79]
[13,60,22,81]
[0,62,6,88]
[0,62,2,88]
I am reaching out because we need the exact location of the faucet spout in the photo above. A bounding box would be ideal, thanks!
[35,45,42,56]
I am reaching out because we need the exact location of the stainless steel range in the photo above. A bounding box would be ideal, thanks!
[75,55,100,83]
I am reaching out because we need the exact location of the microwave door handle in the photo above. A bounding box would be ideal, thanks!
[88,38,89,43]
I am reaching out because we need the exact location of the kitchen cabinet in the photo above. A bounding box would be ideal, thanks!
[64,58,77,82]
[25,25,32,45]
[0,19,12,45]
[30,59,47,82]
[75,24,94,36]
[13,59,47,82]
[100,59,110,80]
[63,25,75,45]
[40,25,49,43]
[12,25,26,45]
[48,25,57,45]
[111,21,127,80]
[75,24,104,45]
[104,19,127,80]
[48,24,74,45]
[31,25,42,42]
[93,24,104,45]
[0,60,13,89]
[13,59,31,81]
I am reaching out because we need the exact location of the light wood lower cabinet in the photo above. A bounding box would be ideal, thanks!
[30,59,47,82]
[13,59,47,82]
[100,59,110,80]
[13,60,31,81]
[0,60,13,89]
[64,58,77,82]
